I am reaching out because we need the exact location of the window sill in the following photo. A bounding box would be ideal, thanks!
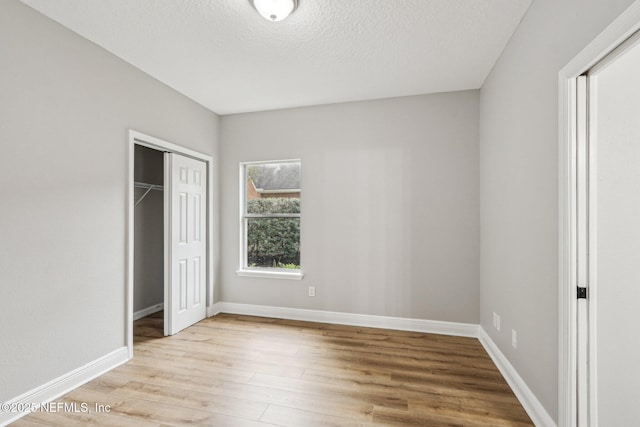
[236,269,304,280]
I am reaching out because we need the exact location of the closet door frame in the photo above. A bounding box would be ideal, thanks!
[558,2,640,426]
[126,130,215,358]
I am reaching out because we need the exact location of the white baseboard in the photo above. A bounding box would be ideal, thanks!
[133,303,164,321]
[207,303,222,317]
[214,302,479,337]
[0,347,129,427]
[214,302,554,425]
[1,305,551,427]
[478,328,556,427]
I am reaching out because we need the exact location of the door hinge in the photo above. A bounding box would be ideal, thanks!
[577,287,588,299]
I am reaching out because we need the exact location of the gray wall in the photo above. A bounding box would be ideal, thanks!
[220,91,480,323]
[134,145,164,313]
[0,0,219,402]
[478,0,636,420]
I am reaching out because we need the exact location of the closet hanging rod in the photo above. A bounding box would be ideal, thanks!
[134,181,164,207]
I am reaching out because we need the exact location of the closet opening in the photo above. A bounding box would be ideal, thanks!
[133,144,165,339]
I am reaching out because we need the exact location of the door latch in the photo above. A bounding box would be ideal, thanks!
[577,287,588,299]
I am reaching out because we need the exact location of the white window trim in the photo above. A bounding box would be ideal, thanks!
[237,159,303,280]
[236,268,304,280]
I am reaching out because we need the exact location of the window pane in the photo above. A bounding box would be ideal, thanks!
[247,217,300,269]
[246,162,300,214]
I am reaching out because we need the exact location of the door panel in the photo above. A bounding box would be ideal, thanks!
[164,152,207,335]
[589,39,640,426]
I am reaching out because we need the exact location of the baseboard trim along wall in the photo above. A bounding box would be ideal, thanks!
[133,303,164,321]
[212,301,555,426]
[206,304,220,317]
[478,328,557,427]
[2,305,554,427]
[0,347,129,426]
[213,301,480,337]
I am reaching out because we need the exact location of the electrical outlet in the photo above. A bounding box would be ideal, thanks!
[493,312,501,331]
[308,286,316,297]
[512,329,517,349]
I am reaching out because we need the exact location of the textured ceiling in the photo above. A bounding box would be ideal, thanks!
[20,0,531,115]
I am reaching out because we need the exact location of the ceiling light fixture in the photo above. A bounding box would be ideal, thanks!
[250,0,298,22]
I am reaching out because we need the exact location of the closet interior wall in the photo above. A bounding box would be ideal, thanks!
[134,145,165,315]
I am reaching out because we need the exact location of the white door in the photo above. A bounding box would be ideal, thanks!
[577,35,640,426]
[164,152,207,335]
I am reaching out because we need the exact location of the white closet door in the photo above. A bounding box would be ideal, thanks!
[164,152,207,336]
[587,39,640,426]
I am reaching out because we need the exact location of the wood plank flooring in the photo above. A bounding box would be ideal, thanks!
[13,313,533,426]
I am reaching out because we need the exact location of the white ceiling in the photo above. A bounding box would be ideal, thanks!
[20,0,531,115]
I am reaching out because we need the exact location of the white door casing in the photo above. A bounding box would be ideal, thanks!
[575,75,590,426]
[558,4,640,425]
[164,152,207,336]
[571,31,640,426]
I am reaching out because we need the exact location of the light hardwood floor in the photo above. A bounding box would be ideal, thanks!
[14,313,532,426]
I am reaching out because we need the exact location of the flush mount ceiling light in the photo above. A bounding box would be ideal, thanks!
[250,0,298,22]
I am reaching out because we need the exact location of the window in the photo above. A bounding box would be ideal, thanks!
[237,160,303,279]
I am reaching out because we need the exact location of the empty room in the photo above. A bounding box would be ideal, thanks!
[2,0,640,426]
